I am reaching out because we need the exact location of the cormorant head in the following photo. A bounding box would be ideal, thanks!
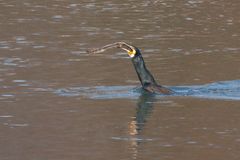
[116,42,140,58]
[87,42,140,58]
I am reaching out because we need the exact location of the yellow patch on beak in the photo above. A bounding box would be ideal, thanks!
[128,49,136,58]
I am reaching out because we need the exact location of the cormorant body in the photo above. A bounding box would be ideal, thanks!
[88,42,173,95]
[131,47,173,94]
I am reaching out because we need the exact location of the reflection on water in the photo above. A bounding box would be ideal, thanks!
[128,93,155,159]
[110,93,156,159]
[133,93,155,134]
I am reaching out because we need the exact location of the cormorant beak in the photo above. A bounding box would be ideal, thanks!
[117,43,136,58]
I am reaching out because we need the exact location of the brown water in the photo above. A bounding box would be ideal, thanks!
[1,0,240,160]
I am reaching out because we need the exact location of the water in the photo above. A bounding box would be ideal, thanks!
[55,80,240,100]
[0,0,240,160]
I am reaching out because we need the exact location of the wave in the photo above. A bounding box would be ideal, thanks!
[54,80,240,100]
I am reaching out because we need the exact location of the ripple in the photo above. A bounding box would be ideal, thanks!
[111,136,154,142]
[186,141,198,144]
[33,45,46,49]
[12,80,27,83]
[2,58,26,67]
[55,86,140,99]
[51,15,64,22]
[12,80,30,87]
[0,41,10,49]
[54,80,240,100]
[0,115,13,118]
[160,143,175,147]
[1,94,15,97]
[4,123,29,127]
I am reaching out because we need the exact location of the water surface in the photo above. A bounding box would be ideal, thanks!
[0,0,240,160]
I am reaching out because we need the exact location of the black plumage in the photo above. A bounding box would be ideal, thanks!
[88,42,173,94]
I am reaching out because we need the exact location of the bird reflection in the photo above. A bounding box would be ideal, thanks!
[128,92,155,135]
[128,91,156,159]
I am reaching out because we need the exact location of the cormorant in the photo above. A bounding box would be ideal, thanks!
[87,42,173,94]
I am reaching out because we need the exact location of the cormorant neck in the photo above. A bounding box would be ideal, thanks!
[131,51,157,87]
